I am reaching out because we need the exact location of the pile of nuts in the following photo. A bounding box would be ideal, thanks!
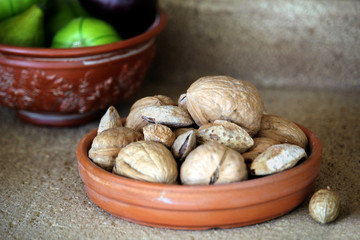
[88,76,309,185]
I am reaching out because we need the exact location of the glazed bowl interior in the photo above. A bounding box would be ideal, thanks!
[76,123,322,230]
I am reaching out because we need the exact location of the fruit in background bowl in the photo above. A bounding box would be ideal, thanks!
[51,17,122,48]
[0,8,167,126]
[0,0,44,21]
[45,0,89,39]
[79,0,158,39]
[0,4,45,47]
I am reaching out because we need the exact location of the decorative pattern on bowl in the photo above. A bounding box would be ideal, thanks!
[0,10,167,126]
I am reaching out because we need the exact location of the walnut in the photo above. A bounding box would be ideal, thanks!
[250,143,307,175]
[143,124,175,148]
[171,130,197,161]
[256,114,308,149]
[113,141,178,184]
[129,95,176,112]
[185,76,264,136]
[242,137,280,164]
[125,95,175,132]
[88,127,143,170]
[97,106,123,134]
[309,186,340,224]
[180,142,248,185]
[196,120,254,153]
[140,105,195,127]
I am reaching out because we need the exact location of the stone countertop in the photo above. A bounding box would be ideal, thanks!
[0,83,359,239]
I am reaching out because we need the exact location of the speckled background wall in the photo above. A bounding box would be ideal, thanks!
[150,0,360,90]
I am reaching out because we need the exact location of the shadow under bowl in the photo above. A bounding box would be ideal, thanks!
[76,123,322,230]
[0,9,167,127]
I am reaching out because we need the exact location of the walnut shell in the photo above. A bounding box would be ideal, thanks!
[130,95,176,111]
[143,124,176,148]
[140,105,195,127]
[88,127,143,170]
[125,95,175,132]
[186,76,264,136]
[196,120,254,153]
[242,137,280,164]
[256,114,308,149]
[250,143,307,175]
[97,106,123,134]
[309,187,340,224]
[113,141,178,184]
[171,130,197,161]
[180,142,248,185]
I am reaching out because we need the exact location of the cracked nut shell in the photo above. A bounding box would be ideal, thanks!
[257,114,308,149]
[242,137,280,164]
[125,95,175,132]
[113,141,178,184]
[250,143,307,175]
[97,106,123,134]
[140,105,194,127]
[143,124,176,148]
[171,130,197,161]
[180,142,247,185]
[196,120,254,153]
[88,127,143,170]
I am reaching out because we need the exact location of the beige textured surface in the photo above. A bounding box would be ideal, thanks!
[151,0,360,90]
[1,86,359,239]
[1,0,360,238]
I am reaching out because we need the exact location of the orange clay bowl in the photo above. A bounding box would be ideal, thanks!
[76,123,322,230]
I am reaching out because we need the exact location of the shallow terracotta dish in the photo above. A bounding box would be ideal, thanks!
[76,124,322,230]
[0,9,166,127]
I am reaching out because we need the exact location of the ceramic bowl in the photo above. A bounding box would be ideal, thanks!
[0,9,166,127]
[76,123,322,230]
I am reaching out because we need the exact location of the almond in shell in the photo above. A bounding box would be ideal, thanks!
[143,124,176,148]
[171,130,197,161]
[140,105,195,127]
[196,120,254,153]
[250,143,307,176]
[257,114,308,149]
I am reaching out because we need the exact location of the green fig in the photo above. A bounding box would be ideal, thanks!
[0,4,45,47]
[51,17,121,48]
[0,0,41,21]
[45,0,88,39]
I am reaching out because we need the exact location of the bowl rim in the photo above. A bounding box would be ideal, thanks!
[76,123,323,193]
[0,8,167,57]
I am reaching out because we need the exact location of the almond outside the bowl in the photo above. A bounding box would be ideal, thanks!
[250,143,307,176]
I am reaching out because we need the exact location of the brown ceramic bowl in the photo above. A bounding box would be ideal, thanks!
[0,9,166,127]
[76,123,322,230]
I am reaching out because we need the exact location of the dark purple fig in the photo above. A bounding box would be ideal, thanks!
[79,0,157,38]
